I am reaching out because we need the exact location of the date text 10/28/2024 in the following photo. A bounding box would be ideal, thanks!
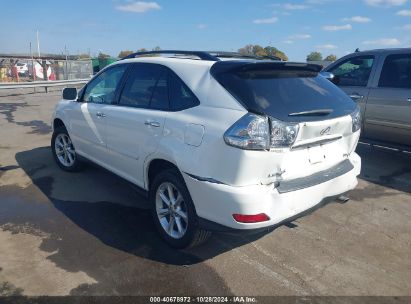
[150,297,257,303]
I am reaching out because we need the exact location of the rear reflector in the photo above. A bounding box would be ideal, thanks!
[232,213,270,223]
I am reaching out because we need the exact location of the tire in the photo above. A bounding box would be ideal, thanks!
[150,168,211,249]
[51,126,82,172]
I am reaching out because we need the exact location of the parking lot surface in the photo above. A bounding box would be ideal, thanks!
[0,90,410,296]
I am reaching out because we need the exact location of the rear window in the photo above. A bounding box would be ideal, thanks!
[213,65,356,122]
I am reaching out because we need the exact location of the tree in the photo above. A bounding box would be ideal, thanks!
[77,53,91,59]
[152,46,161,51]
[118,50,134,58]
[252,45,266,57]
[98,52,111,60]
[238,44,289,61]
[137,48,148,52]
[306,52,323,62]
[238,44,254,55]
[264,46,288,61]
[324,54,337,62]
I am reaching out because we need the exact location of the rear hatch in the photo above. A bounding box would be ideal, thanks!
[211,61,359,181]
[210,61,356,122]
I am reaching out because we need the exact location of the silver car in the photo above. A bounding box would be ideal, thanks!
[323,48,411,151]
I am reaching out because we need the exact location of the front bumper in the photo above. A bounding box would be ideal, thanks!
[184,153,361,230]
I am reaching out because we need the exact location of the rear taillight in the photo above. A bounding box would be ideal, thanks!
[224,113,300,150]
[270,118,299,148]
[350,106,361,133]
[224,113,270,150]
[233,213,270,223]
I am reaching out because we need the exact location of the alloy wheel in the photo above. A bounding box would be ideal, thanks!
[54,133,76,167]
[155,182,188,239]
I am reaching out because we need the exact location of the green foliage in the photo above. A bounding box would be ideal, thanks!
[252,45,266,57]
[306,52,323,62]
[264,46,288,61]
[238,44,254,55]
[238,44,288,61]
[324,54,337,62]
[97,52,111,60]
[118,48,161,58]
[118,50,134,58]
[77,53,91,59]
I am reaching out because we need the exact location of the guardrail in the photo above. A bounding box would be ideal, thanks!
[0,79,89,91]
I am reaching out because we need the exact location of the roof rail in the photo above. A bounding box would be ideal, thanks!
[121,50,283,62]
[210,51,282,61]
[122,50,219,61]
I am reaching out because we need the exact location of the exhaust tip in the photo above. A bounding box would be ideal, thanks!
[337,195,350,204]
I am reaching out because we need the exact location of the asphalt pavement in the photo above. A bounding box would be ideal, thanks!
[0,89,410,296]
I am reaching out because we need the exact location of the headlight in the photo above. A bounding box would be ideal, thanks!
[270,118,299,148]
[350,106,362,133]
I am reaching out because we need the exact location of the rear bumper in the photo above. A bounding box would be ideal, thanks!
[184,153,361,230]
[197,193,346,234]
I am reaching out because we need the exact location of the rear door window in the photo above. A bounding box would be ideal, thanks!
[117,64,199,111]
[150,70,169,110]
[119,64,165,108]
[379,54,411,89]
[329,56,374,87]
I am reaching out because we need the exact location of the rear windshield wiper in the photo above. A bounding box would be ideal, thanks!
[288,109,333,117]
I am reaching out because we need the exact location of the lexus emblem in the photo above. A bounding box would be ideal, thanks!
[320,126,331,135]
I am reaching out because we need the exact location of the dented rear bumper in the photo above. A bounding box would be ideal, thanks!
[184,152,361,230]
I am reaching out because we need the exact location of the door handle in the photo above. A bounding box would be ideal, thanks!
[144,121,160,127]
[96,112,106,118]
[349,93,364,101]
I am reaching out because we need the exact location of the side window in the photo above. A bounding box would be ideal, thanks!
[150,70,169,110]
[83,65,127,104]
[169,72,200,111]
[329,56,374,87]
[379,54,411,89]
[119,64,165,108]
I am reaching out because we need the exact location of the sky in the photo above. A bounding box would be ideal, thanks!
[1,0,410,61]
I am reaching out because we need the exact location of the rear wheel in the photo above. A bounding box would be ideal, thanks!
[51,127,81,172]
[150,168,211,248]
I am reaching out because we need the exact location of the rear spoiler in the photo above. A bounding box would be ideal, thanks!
[210,61,322,76]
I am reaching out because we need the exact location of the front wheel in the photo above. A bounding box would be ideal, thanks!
[150,169,211,249]
[51,127,81,172]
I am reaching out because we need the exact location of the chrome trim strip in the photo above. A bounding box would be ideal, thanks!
[291,135,342,150]
[184,172,226,185]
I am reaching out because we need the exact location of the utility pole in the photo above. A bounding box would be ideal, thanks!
[29,42,33,72]
[64,45,68,80]
[30,42,36,84]
[36,30,41,57]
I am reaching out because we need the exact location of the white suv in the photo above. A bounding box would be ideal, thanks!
[52,51,361,248]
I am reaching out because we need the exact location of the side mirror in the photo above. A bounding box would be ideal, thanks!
[62,87,78,100]
[320,71,335,81]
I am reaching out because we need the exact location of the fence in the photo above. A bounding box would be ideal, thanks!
[0,79,89,91]
[0,57,93,83]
